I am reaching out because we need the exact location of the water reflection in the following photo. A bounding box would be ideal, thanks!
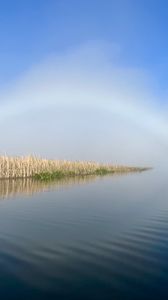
[0,176,100,199]
[0,169,167,299]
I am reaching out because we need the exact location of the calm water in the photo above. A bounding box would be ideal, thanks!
[0,169,168,299]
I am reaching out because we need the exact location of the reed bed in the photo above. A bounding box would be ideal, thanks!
[0,156,148,180]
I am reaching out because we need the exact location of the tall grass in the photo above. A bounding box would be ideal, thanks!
[0,156,148,180]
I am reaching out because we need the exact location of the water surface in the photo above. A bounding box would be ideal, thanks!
[0,169,167,299]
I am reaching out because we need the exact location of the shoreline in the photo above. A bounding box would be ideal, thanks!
[33,167,150,181]
[0,155,150,181]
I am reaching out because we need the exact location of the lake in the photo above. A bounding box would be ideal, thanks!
[0,168,167,299]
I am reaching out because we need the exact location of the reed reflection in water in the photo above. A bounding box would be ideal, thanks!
[0,175,101,199]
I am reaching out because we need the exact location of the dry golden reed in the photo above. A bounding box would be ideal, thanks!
[0,155,147,180]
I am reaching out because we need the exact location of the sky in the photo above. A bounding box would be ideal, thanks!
[0,0,168,166]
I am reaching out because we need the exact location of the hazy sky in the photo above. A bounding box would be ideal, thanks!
[0,0,168,166]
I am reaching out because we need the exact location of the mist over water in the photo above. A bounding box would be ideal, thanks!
[0,41,167,300]
[0,169,167,299]
[0,1,168,299]
[0,42,167,166]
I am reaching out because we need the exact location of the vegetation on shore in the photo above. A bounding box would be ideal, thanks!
[0,156,149,181]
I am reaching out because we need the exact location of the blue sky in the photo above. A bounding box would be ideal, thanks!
[0,0,168,164]
[1,0,168,88]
